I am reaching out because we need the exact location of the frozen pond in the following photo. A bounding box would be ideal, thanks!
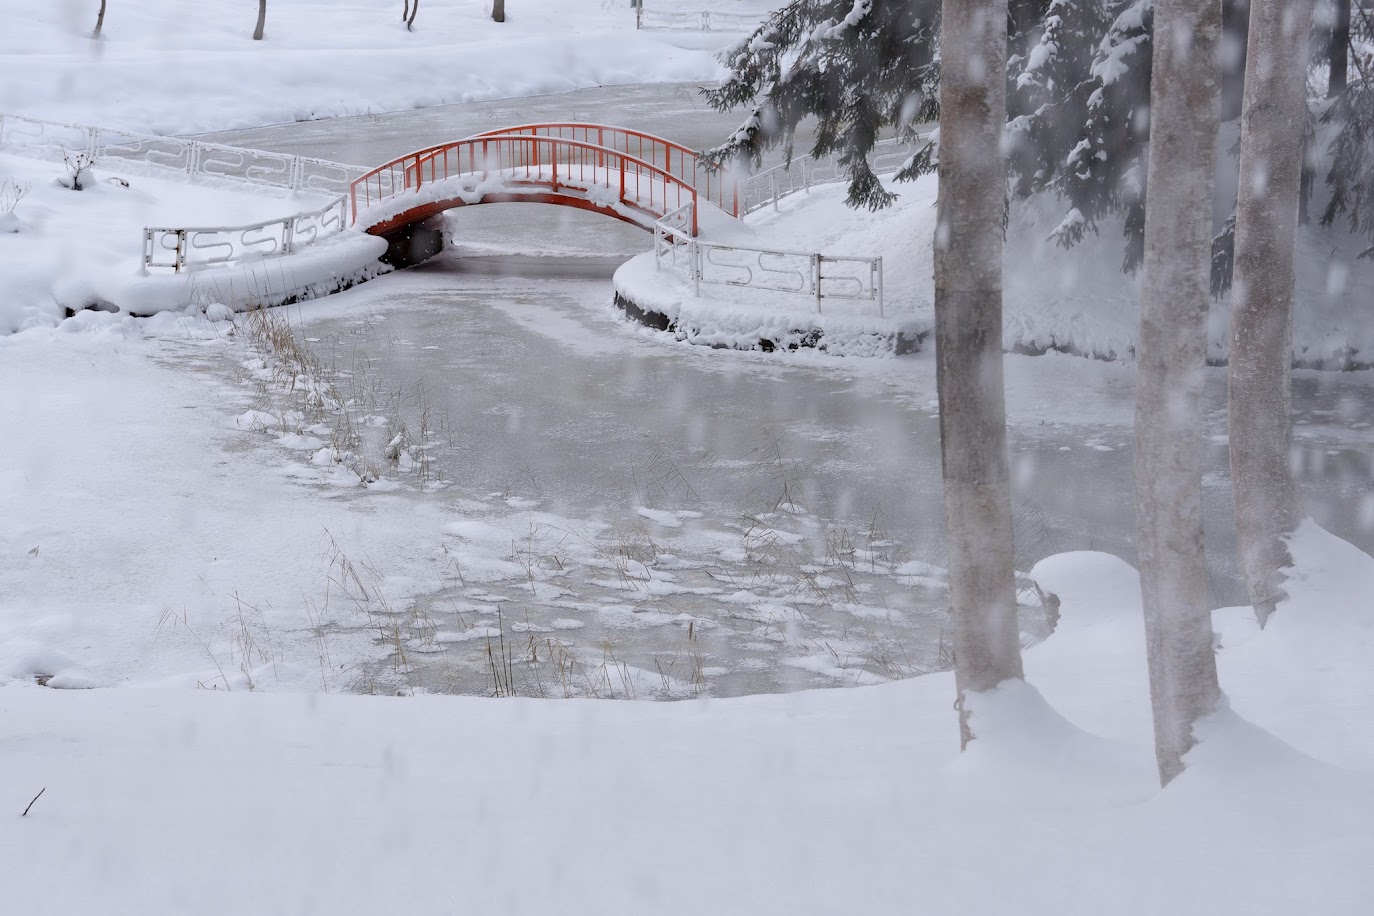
[211,85,1372,698]
[269,253,1373,699]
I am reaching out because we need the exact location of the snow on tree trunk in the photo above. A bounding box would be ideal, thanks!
[493,0,506,24]
[253,1,267,41]
[1135,0,1224,787]
[1229,0,1316,626]
[92,0,107,40]
[935,0,1025,750]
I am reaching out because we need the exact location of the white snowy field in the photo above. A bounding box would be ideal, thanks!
[0,0,759,136]
[621,168,1374,364]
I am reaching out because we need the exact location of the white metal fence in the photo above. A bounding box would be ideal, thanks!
[142,196,348,273]
[654,202,884,316]
[0,113,364,196]
[0,113,361,272]
[740,136,924,215]
[634,5,762,31]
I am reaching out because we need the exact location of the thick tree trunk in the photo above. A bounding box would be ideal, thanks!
[1136,0,1225,788]
[935,0,1024,750]
[253,0,267,41]
[1329,0,1351,97]
[92,0,107,39]
[493,0,506,24]
[1230,0,1315,626]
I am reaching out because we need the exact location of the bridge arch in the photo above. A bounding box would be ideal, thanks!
[349,128,735,243]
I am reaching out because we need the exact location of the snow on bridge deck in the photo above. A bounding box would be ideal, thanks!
[349,126,743,241]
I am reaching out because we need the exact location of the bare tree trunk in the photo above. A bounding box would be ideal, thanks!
[1136,0,1225,787]
[92,0,107,39]
[935,0,1024,750]
[1230,0,1315,626]
[403,0,411,22]
[1220,0,1251,121]
[407,0,419,31]
[493,0,506,24]
[1329,0,1351,97]
[254,0,267,41]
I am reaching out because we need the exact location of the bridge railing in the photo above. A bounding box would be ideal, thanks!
[474,123,738,218]
[653,203,883,316]
[351,134,701,235]
[143,195,348,272]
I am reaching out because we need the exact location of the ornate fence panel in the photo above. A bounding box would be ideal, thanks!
[635,6,762,31]
[1,113,364,196]
[740,137,926,215]
[142,196,348,273]
[0,114,96,159]
[654,208,884,316]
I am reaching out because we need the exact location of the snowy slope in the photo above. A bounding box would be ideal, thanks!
[0,1,749,136]
[0,520,1369,914]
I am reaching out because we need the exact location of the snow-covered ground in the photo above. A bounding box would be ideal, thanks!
[0,149,347,332]
[1,0,762,136]
[1,510,1369,913]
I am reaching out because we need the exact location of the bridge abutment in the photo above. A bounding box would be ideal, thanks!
[378,218,445,268]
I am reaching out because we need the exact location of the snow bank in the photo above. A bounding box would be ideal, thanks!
[613,251,926,356]
[1,1,738,137]
[623,166,1373,364]
[1,530,1369,913]
[0,150,340,331]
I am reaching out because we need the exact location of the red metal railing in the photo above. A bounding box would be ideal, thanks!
[473,123,739,218]
[350,133,701,236]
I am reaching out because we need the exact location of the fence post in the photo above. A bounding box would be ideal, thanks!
[771,172,778,211]
[875,258,884,318]
[692,243,701,297]
[175,229,187,274]
[284,219,295,256]
[188,142,199,178]
[812,254,822,313]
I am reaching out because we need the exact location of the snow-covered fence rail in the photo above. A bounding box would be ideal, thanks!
[0,114,364,195]
[740,137,923,215]
[635,6,761,31]
[654,202,884,315]
[143,196,348,273]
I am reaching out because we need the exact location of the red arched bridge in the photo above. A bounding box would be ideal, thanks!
[349,124,740,243]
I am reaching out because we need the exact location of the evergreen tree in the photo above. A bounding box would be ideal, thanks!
[1007,0,1115,201]
[1321,6,1374,260]
[703,1,944,211]
[1047,0,1153,272]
